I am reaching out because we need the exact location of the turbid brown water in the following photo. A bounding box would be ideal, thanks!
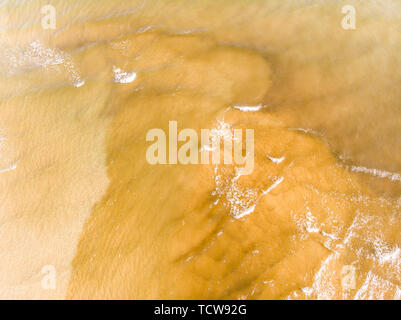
[0,0,400,299]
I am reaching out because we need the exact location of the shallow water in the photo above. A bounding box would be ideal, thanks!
[0,0,400,299]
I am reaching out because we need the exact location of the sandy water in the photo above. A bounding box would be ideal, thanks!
[0,0,400,299]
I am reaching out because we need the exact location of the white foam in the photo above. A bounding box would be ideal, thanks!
[354,271,395,300]
[267,155,285,164]
[234,204,256,219]
[379,246,401,265]
[74,79,85,87]
[290,127,320,136]
[348,165,401,182]
[233,105,263,112]
[112,66,137,84]
[1,41,85,87]
[212,165,258,220]
[262,176,284,195]
[0,162,17,173]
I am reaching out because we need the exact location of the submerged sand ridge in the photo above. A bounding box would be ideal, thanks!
[0,0,400,299]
